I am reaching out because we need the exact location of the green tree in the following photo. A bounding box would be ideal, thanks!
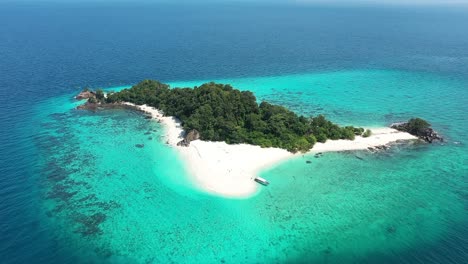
[95,89,105,101]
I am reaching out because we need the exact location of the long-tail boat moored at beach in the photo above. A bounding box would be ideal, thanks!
[254,177,269,186]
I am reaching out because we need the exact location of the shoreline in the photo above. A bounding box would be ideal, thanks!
[130,103,418,198]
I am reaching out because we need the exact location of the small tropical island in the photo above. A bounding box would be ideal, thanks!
[76,80,440,197]
[79,80,371,152]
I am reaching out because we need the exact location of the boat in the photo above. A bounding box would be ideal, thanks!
[254,177,269,186]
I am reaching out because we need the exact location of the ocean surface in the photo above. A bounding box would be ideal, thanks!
[0,2,467,264]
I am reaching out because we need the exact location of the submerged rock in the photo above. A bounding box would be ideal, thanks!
[376,145,389,150]
[368,145,391,153]
[74,212,107,236]
[135,144,145,148]
[386,226,397,234]
[77,102,99,110]
[355,155,364,160]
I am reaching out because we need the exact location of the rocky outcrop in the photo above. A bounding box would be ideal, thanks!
[76,101,137,111]
[418,128,443,143]
[75,90,95,100]
[177,129,200,147]
[77,102,99,110]
[391,120,443,143]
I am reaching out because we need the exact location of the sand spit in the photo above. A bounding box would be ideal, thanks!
[130,104,418,198]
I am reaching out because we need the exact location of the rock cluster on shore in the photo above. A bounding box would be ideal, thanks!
[177,130,200,147]
[391,118,443,143]
[75,90,95,100]
[75,89,138,111]
[76,101,136,111]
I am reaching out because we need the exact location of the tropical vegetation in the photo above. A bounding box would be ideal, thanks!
[101,80,367,152]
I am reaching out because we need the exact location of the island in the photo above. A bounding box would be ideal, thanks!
[76,80,434,198]
[81,80,370,152]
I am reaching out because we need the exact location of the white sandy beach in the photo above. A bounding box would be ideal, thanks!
[131,104,418,198]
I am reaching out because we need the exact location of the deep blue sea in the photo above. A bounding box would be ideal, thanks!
[0,2,467,263]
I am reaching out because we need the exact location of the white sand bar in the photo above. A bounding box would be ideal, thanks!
[311,127,417,153]
[130,104,418,198]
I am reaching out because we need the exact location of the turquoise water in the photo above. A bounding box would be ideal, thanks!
[2,3,468,263]
[35,69,467,263]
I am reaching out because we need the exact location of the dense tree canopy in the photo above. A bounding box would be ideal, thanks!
[105,80,365,152]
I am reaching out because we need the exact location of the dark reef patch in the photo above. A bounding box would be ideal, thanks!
[47,184,78,202]
[386,226,397,234]
[77,194,97,203]
[73,212,107,236]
